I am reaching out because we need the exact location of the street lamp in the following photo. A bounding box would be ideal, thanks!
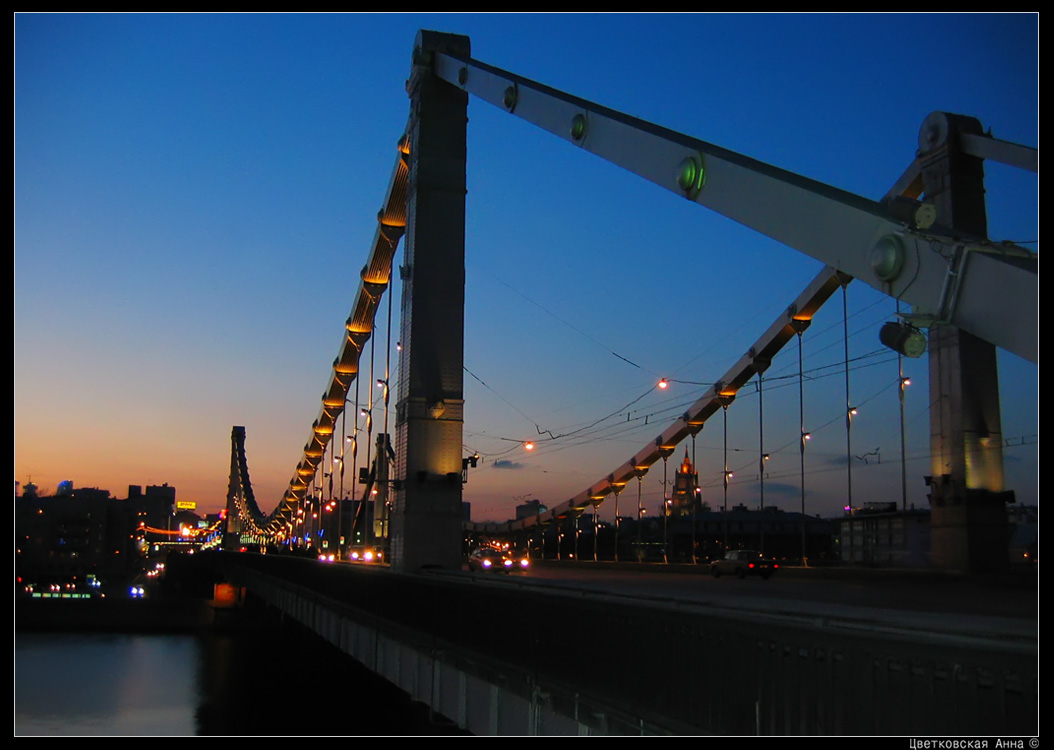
[633,466,648,559]
[792,316,810,566]
[799,431,811,565]
[611,484,623,562]
[898,375,911,511]
[846,406,858,512]
[660,450,673,564]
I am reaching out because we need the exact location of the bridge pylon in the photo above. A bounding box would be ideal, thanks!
[918,114,1013,572]
[224,426,252,551]
[389,31,470,571]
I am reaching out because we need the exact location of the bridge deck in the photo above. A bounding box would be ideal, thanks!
[221,553,1037,736]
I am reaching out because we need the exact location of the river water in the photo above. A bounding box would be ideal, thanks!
[15,611,466,736]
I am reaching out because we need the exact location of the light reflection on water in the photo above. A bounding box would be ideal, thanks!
[16,611,468,737]
[16,633,199,736]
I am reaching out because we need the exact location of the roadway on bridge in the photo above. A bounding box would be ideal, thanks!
[447,562,1037,649]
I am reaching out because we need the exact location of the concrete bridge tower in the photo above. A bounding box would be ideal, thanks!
[389,32,470,571]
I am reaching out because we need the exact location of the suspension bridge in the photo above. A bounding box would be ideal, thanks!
[207,31,1035,735]
[222,30,1036,574]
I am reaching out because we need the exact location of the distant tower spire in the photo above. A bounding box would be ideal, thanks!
[671,447,699,517]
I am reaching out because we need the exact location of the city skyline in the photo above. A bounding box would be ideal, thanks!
[16,14,1038,523]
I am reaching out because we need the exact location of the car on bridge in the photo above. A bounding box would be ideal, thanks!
[348,547,383,563]
[709,550,778,579]
[467,546,530,573]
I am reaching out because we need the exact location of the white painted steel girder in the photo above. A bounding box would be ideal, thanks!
[432,52,1036,364]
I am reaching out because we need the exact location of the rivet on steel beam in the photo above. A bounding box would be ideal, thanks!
[503,84,518,112]
[570,113,587,141]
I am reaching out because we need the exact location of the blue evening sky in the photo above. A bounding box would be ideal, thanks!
[15,13,1037,522]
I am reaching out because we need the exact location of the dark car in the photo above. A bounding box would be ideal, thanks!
[467,547,530,573]
[709,550,778,579]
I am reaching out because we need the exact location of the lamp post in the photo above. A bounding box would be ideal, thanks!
[723,469,734,550]
[573,512,580,560]
[753,356,771,554]
[332,455,343,558]
[899,375,911,512]
[690,430,699,564]
[592,503,599,562]
[800,431,811,565]
[661,453,670,564]
[846,406,857,511]
[842,283,854,517]
[359,407,373,549]
[322,471,333,551]
[636,472,644,548]
[792,318,810,567]
[720,396,734,550]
